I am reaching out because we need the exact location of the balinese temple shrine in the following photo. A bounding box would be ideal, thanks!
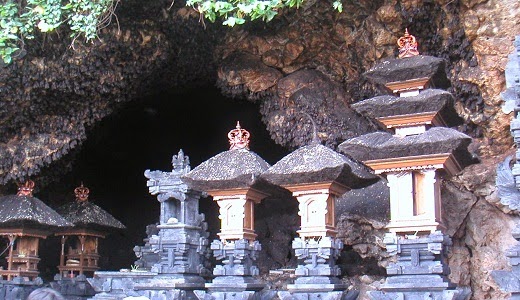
[88,149,211,300]
[181,121,282,299]
[54,184,125,279]
[51,184,125,299]
[0,180,71,299]
[77,30,485,300]
[260,136,379,300]
[338,30,476,300]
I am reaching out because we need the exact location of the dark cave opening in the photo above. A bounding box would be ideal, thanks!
[31,87,290,281]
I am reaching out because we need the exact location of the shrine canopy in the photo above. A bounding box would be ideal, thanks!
[351,89,463,129]
[260,142,379,238]
[55,184,125,233]
[260,142,378,190]
[182,122,272,193]
[363,54,450,94]
[0,180,72,234]
[337,127,476,170]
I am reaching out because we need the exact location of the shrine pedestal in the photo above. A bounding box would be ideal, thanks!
[88,271,205,300]
[368,232,470,300]
[194,239,266,300]
[0,277,42,300]
[276,237,357,300]
[51,274,96,300]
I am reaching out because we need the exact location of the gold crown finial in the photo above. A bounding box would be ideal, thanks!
[397,28,419,58]
[74,183,90,202]
[228,121,250,150]
[17,180,35,197]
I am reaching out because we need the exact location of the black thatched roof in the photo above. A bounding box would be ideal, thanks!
[260,143,378,189]
[56,201,125,232]
[363,55,450,90]
[351,89,463,127]
[182,148,271,192]
[0,195,72,230]
[338,127,476,168]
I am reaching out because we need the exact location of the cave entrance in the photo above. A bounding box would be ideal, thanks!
[37,87,289,280]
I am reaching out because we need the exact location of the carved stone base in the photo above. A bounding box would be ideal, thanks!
[278,237,351,300]
[292,237,342,277]
[211,239,261,277]
[382,274,452,291]
[194,290,276,300]
[88,271,206,300]
[0,278,42,300]
[51,275,96,299]
[198,239,265,300]
[369,231,470,300]
[383,231,449,276]
[277,290,358,300]
[368,286,470,300]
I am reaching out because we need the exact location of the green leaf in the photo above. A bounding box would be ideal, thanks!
[223,16,236,26]
[333,0,342,12]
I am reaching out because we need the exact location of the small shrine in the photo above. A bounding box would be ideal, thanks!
[261,137,378,299]
[182,122,273,299]
[0,180,71,282]
[339,29,475,300]
[54,184,125,279]
[88,149,210,300]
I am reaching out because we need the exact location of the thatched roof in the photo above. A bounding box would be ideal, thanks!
[338,127,476,168]
[0,194,72,230]
[182,148,271,191]
[56,201,125,232]
[363,55,450,90]
[261,143,378,189]
[351,89,463,127]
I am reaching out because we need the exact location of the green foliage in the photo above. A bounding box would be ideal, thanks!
[0,0,344,64]
[0,0,116,64]
[186,0,307,26]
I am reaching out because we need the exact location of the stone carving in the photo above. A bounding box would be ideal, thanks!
[292,237,342,278]
[211,239,261,278]
[90,150,210,300]
[383,231,448,276]
[368,231,470,300]
[133,224,160,270]
[142,149,209,276]
[497,36,520,208]
[496,156,520,211]
[492,36,520,298]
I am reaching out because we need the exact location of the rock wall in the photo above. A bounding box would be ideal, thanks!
[214,0,520,299]
[0,0,222,187]
[0,0,519,299]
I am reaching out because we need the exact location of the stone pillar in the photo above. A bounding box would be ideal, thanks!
[278,184,358,300]
[368,231,469,300]
[199,189,268,299]
[90,150,210,300]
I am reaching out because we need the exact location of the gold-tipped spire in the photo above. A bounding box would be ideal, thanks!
[228,121,250,150]
[17,180,35,197]
[397,28,419,58]
[74,183,90,202]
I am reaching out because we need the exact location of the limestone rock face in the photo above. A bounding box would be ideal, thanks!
[0,0,222,185]
[1,0,519,299]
